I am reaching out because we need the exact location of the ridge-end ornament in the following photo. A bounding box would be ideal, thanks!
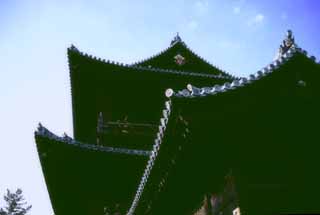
[165,88,174,98]
[174,54,185,65]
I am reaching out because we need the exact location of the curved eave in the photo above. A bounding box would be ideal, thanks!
[168,44,318,99]
[35,124,151,156]
[67,45,234,80]
[35,124,150,215]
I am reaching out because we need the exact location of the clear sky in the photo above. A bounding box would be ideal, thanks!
[0,0,319,214]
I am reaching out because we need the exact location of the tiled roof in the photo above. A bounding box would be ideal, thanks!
[166,44,318,99]
[67,45,234,80]
[126,30,319,215]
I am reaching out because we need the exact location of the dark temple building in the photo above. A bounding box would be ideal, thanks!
[35,31,320,215]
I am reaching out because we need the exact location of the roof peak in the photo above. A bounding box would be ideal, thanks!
[170,32,183,46]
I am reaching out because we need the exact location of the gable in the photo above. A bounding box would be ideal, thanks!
[133,34,230,76]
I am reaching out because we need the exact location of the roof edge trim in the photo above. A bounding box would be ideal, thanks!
[127,100,172,215]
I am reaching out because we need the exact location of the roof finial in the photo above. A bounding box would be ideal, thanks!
[285,29,295,46]
[170,32,182,46]
[69,44,79,52]
[276,29,295,59]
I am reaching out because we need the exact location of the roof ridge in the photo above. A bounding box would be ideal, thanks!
[35,123,151,156]
[131,46,172,66]
[131,64,233,79]
[68,45,234,80]
[127,100,172,215]
[130,33,185,66]
[68,45,130,67]
[167,43,318,99]
[181,41,233,78]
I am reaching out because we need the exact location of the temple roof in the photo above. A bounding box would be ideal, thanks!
[68,44,234,80]
[36,30,320,215]
[35,124,149,215]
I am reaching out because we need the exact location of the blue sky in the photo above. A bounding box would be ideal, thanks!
[0,0,319,214]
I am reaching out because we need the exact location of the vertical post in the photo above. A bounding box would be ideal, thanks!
[97,112,104,145]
